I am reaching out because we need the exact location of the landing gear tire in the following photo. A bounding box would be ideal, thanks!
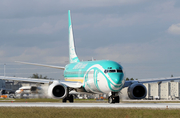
[69,95,74,103]
[108,96,120,104]
[62,98,67,103]
[108,96,115,104]
[115,96,120,103]
[63,95,74,103]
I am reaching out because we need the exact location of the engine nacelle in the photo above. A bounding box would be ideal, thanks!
[48,81,68,99]
[127,83,147,99]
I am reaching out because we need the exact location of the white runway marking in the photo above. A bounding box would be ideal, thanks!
[0,102,180,109]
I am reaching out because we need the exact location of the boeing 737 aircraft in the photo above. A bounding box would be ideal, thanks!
[1,10,180,103]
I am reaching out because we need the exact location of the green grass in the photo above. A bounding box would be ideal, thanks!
[0,108,180,118]
[0,98,108,103]
[0,99,180,118]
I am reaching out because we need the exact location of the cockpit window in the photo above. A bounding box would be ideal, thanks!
[104,69,123,73]
[104,70,108,73]
[109,70,116,72]
[117,69,123,73]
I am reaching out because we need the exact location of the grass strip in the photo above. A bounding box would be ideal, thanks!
[0,107,180,118]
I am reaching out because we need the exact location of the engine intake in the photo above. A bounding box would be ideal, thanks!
[48,81,68,99]
[127,83,147,99]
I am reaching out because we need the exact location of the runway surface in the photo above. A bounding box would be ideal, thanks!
[0,102,180,109]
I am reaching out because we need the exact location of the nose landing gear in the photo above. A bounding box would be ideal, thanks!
[108,92,120,104]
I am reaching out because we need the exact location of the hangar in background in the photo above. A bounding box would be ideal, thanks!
[144,81,180,100]
[120,81,180,100]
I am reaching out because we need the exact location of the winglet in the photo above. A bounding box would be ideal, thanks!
[68,10,80,63]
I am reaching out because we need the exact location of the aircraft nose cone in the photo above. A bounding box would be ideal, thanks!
[112,73,124,85]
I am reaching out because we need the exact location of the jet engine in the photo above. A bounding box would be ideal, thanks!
[48,81,68,99]
[127,83,147,99]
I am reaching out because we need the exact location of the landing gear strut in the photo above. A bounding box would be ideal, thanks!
[62,95,74,103]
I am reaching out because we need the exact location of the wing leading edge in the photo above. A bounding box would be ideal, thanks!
[0,76,52,84]
[15,61,65,70]
[123,76,180,88]
[0,76,82,88]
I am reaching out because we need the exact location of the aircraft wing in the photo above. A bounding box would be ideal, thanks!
[123,76,180,88]
[15,61,65,70]
[0,76,82,88]
[0,76,52,84]
[138,76,180,83]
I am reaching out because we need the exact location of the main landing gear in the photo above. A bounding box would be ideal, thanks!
[62,95,74,103]
[108,92,120,104]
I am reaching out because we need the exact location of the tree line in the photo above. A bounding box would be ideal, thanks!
[125,78,138,81]
[29,73,54,80]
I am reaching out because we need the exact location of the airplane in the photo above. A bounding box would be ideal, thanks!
[15,86,42,98]
[15,86,41,94]
[1,10,180,103]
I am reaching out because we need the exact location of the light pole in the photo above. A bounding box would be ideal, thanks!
[4,64,6,78]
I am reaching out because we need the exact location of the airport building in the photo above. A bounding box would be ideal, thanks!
[144,82,180,100]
